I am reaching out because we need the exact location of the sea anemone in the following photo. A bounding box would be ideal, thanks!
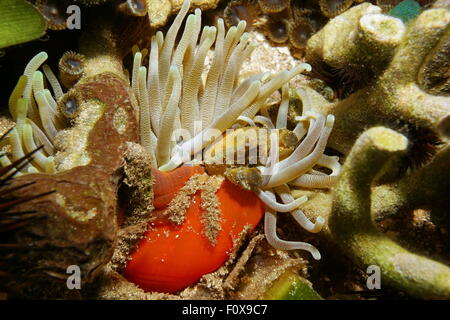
[1,51,67,175]
[129,0,339,275]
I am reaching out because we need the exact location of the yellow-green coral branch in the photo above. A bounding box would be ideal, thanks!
[329,127,450,299]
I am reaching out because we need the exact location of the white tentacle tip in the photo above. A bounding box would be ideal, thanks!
[237,20,247,30]
[311,248,321,260]
[295,195,308,207]
[35,51,49,61]
[240,32,250,42]
[158,162,175,172]
[299,63,312,73]
[186,13,196,23]
[311,216,325,233]
[326,114,335,127]
[138,66,147,76]
[204,26,217,38]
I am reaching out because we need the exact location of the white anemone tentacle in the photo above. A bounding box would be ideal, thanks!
[257,189,308,212]
[289,155,341,189]
[264,115,335,188]
[274,184,324,233]
[263,189,321,260]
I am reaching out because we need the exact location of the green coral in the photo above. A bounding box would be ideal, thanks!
[306,3,450,154]
[329,127,450,299]
[296,3,450,299]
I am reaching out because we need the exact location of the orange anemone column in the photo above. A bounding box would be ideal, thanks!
[124,165,265,293]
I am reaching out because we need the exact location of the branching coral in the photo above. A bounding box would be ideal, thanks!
[371,143,450,230]
[290,3,450,298]
[329,127,450,299]
[305,3,450,156]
